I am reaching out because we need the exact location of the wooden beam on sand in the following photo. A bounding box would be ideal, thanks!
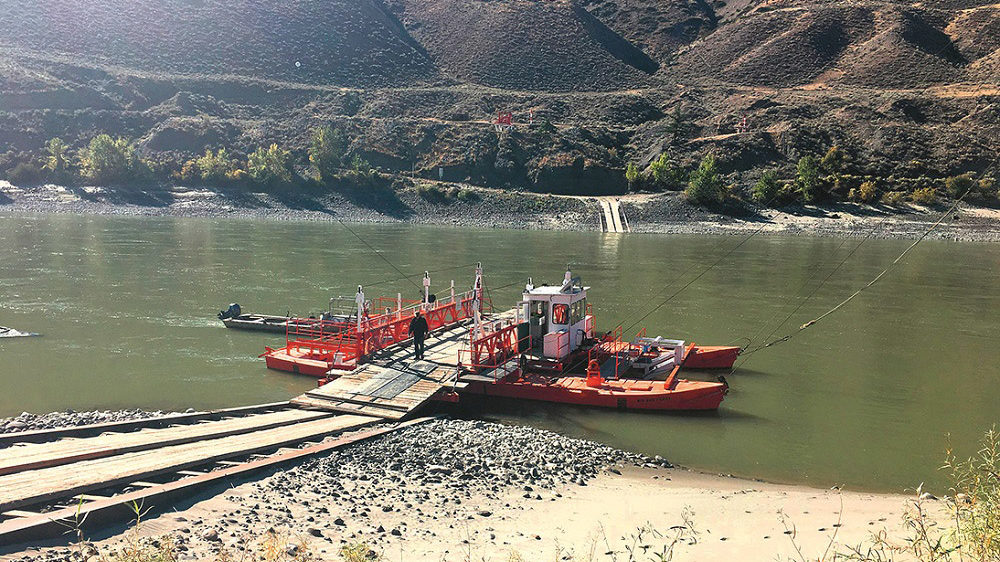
[0,417,438,547]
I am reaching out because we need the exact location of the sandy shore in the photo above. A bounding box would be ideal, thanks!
[4,181,1000,242]
[1,418,945,562]
[1,468,936,561]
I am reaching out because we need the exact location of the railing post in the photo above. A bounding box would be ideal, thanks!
[423,271,430,310]
[355,286,365,332]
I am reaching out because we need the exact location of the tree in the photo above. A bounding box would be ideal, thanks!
[945,173,976,199]
[247,144,293,186]
[43,138,70,178]
[665,106,691,144]
[752,170,781,204]
[625,162,640,192]
[308,126,347,183]
[649,153,685,191]
[820,145,846,175]
[686,154,726,205]
[195,148,235,184]
[796,155,822,202]
[78,134,146,184]
[848,180,878,203]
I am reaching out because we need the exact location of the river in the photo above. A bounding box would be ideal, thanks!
[1,213,998,492]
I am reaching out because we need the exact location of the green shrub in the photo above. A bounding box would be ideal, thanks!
[247,144,293,186]
[649,153,685,191]
[456,188,480,202]
[416,183,446,203]
[309,125,347,183]
[944,173,998,204]
[43,138,70,179]
[751,170,781,205]
[625,162,641,191]
[5,162,45,185]
[881,190,907,206]
[685,154,726,205]
[945,173,977,199]
[975,176,997,204]
[910,187,937,205]
[849,180,878,203]
[78,134,148,184]
[796,155,822,202]
[195,148,235,184]
[820,145,846,175]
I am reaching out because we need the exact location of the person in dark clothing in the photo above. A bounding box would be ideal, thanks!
[408,311,430,360]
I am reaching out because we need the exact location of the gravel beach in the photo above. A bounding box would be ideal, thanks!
[4,181,1000,242]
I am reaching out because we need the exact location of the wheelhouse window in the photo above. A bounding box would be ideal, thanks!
[570,299,586,325]
[552,303,569,325]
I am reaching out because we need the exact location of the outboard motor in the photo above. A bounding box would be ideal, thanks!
[218,303,242,320]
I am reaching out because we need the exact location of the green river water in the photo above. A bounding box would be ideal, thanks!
[1,213,998,493]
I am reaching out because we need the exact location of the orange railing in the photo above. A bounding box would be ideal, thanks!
[588,324,626,379]
[458,319,529,381]
[277,289,481,370]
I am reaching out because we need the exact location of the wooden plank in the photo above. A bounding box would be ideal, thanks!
[0,409,331,476]
[73,494,110,501]
[2,510,40,518]
[0,415,376,512]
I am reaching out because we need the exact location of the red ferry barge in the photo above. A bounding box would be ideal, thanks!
[265,266,737,412]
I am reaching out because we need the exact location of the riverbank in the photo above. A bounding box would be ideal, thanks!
[4,181,1000,242]
[1,416,946,561]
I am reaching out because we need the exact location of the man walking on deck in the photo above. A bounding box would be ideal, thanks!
[408,311,430,360]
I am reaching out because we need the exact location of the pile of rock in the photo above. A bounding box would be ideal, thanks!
[0,409,166,434]
[280,418,668,495]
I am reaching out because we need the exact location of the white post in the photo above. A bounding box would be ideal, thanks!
[423,271,431,310]
[397,292,402,320]
[355,286,365,331]
[450,280,455,304]
[472,263,483,339]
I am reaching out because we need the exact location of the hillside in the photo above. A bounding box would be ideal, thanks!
[0,0,997,196]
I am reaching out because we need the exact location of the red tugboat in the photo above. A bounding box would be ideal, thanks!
[454,269,736,411]
[272,266,738,412]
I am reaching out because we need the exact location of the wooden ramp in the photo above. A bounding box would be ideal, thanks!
[0,408,330,476]
[292,322,469,419]
[0,414,376,512]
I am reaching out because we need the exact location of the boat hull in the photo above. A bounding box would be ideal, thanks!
[222,314,291,333]
[263,350,334,377]
[685,345,740,369]
[461,375,727,411]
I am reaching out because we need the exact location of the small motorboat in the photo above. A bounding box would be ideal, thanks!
[0,326,40,338]
[222,314,294,333]
[220,303,352,335]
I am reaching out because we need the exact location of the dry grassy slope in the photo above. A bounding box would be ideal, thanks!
[673,2,1000,88]
[0,0,437,87]
[0,0,997,197]
[383,0,658,91]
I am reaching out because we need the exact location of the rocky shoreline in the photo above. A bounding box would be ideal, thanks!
[4,181,1000,242]
[0,408,169,435]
